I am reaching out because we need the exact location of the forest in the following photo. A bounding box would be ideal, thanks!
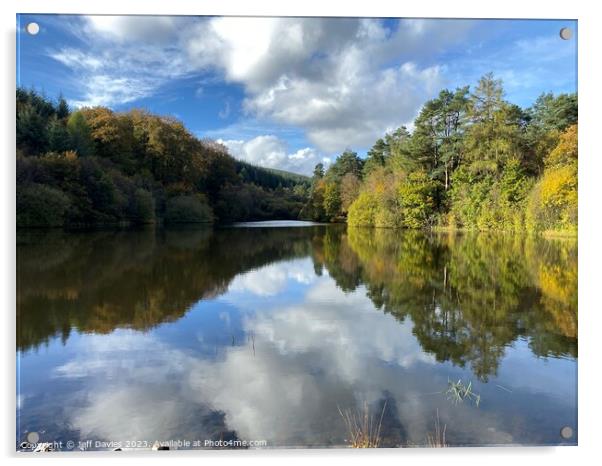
[301,74,577,234]
[17,73,577,233]
[16,88,310,227]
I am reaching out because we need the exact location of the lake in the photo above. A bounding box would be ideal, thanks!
[16,222,577,449]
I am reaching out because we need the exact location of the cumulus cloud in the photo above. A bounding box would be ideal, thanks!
[48,16,575,158]
[185,17,460,151]
[218,135,330,175]
[49,16,472,152]
[227,258,316,296]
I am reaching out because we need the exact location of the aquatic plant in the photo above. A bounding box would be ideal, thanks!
[446,378,481,407]
[338,400,387,448]
[425,409,447,448]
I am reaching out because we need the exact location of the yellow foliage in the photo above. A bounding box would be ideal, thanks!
[526,125,578,232]
[546,124,577,168]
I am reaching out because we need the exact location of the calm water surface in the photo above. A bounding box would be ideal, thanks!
[17,223,577,449]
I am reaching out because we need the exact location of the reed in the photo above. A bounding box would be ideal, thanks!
[338,400,387,448]
[425,409,447,448]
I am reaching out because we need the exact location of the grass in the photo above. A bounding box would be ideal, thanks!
[425,409,447,448]
[338,400,387,448]
[446,378,481,407]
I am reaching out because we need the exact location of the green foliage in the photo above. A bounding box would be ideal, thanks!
[323,181,342,220]
[67,111,95,157]
[48,117,71,153]
[300,176,327,222]
[347,191,379,227]
[17,100,49,154]
[328,150,364,180]
[409,87,469,191]
[129,188,156,223]
[528,92,578,132]
[397,172,438,228]
[165,195,214,224]
[302,152,364,222]
[446,379,481,407]
[16,80,577,234]
[17,183,71,227]
[345,74,576,234]
[237,160,311,189]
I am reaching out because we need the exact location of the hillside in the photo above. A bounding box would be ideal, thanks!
[16,88,310,227]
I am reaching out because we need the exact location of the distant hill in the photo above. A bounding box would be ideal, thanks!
[235,160,311,190]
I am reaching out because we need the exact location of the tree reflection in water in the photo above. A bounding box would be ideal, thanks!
[18,225,577,383]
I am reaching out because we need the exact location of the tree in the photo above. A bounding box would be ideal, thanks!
[328,150,363,180]
[56,95,70,120]
[340,173,361,213]
[300,178,327,221]
[67,111,95,157]
[463,76,525,174]
[363,138,389,175]
[17,183,71,227]
[17,103,49,154]
[81,107,135,169]
[469,72,504,122]
[165,195,214,223]
[323,180,342,220]
[129,188,156,223]
[48,117,71,153]
[526,125,577,232]
[397,172,438,228]
[313,163,325,179]
[528,92,577,132]
[410,87,469,190]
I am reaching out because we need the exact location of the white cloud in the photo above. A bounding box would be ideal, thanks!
[84,15,184,44]
[50,16,472,151]
[50,17,576,154]
[48,271,539,447]
[184,18,459,151]
[227,258,316,297]
[218,101,231,119]
[218,134,330,175]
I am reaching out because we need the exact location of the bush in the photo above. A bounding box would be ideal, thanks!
[526,165,577,232]
[347,191,379,226]
[164,195,214,224]
[129,188,156,223]
[17,183,71,227]
[397,171,437,228]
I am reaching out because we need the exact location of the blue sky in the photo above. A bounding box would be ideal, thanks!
[16,15,577,175]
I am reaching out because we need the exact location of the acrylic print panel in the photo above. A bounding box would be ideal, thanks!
[16,14,577,451]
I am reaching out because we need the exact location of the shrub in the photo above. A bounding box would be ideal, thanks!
[397,171,437,228]
[164,195,214,224]
[17,183,71,227]
[526,165,577,232]
[129,188,156,224]
[347,191,379,226]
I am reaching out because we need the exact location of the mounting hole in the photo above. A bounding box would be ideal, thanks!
[560,426,573,439]
[25,22,40,35]
[559,27,572,40]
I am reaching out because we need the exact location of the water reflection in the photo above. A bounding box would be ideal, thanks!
[17,225,577,448]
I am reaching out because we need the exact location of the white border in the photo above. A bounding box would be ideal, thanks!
[2,1,601,465]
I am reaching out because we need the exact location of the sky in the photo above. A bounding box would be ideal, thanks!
[16,15,577,175]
